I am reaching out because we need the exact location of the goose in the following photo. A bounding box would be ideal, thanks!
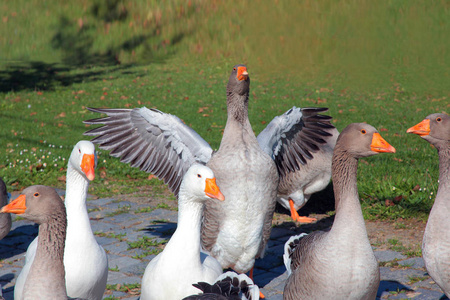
[257,107,338,223]
[183,271,260,300]
[283,123,396,300]
[83,64,333,276]
[14,141,108,300]
[0,177,12,240]
[140,163,225,300]
[1,185,69,299]
[407,113,450,297]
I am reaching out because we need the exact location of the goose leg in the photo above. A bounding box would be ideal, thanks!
[249,267,265,299]
[289,199,317,223]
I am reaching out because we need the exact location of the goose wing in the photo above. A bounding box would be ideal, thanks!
[257,107,335,178]
[84,107,213,197]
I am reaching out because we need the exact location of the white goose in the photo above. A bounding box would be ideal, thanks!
[14,141,108,300]
[140,163,225,300]
[83,65,333,278]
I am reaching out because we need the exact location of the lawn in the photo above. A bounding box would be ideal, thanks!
[1,0,448,220]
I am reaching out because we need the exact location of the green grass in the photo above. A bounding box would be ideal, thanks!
[1,0,448,221]
[127,236,167,258]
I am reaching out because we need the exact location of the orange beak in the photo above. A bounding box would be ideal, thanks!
[370,132,396,153]
[407,119,430,136]
[205,178,225,201]
[81,154,96,181]
[1,194,27,215]
[237,66,248,81]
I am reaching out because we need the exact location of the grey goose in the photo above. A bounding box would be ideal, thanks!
[283,123,396,300]
[83,64,333,276]
[407,113,450,297]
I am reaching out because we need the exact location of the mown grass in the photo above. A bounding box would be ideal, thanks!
[1,0,448,220]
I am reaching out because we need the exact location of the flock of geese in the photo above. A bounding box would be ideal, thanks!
[0,64,448,300]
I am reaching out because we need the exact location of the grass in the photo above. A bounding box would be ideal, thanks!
[1,0,448,221]
[127,236,167,258]
[105,283,140,294]
[94,231,127,242]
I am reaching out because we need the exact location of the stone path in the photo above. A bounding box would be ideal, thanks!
[0,191,448,300]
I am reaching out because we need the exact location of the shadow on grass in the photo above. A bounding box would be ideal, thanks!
[0,0,188,93]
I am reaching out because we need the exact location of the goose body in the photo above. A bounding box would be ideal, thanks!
[408,113,450,296]
[183,271,260,300]
[0,178,11,240]
[258,107,338,222]
[14,141,108,300]
[140,164,225,300]
[2,185,68,299]
[84,64,333,274]
[283,123,395,300]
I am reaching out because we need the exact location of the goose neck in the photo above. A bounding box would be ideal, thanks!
[330,150,366,233]
[35,214,66,265]
[438,146,450,183]
[435,146,450,207]
[65,164,89,213]
[226,92,249,125]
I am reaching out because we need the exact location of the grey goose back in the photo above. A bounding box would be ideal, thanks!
[0,177,11,240]
[257,107,338,223]
[83,64,333,275]
[283,123,396,300]
[183,271,259,300]
[407,113,450,297]
[1,185,68,300]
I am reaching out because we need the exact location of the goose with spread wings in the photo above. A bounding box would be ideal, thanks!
[84,64,334,275]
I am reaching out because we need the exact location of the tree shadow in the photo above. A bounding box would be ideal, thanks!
[0,0,189,93]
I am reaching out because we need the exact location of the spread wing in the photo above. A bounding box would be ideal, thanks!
[83,107,213,197]
[257,106,335,177]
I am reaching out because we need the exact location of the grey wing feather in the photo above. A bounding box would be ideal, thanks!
[83,107,213,197]
[257,106,335,177]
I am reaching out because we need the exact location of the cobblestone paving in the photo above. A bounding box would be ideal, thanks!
[0,191,448,300]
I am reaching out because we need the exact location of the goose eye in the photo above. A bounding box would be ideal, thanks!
[436,117,442,122]
[233,67,236,71]
[78,149,81,153]
[361,129,366,134]
[197,174,202,178]
[34,192,39,197]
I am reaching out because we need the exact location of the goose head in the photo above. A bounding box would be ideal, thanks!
[407,113,450,148]
[227,64,250,97]
[69,141,97,181]
[336,123,396,157]
[179,164,225,203]
[1,185,65,225]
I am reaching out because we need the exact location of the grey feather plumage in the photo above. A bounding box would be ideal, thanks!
[84,107,213,197]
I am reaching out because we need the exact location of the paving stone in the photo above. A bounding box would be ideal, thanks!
[269,227,293,239]
[1,195,447,300]
[108,255,142,271]
[374,250,407,262]
[107,275,141,285]
[104,241,130,255]
[398,257,425,269]
[87,197,115,206]
[90,220,122,233]
[380,267,428,283]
